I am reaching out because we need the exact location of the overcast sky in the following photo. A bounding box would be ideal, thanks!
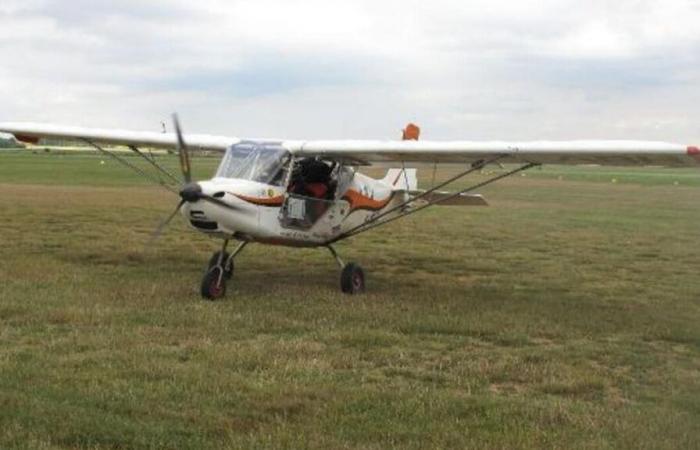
[1,0,699,141]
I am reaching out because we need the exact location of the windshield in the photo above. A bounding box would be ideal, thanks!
[216,142,290,186]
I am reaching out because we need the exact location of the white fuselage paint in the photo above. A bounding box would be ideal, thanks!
[180,172,409,247]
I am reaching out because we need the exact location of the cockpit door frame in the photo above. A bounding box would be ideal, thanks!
[278,156,345,232]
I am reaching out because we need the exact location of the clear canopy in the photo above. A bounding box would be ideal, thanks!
[216,142,290,186]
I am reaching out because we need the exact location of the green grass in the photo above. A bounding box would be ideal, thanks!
[0,150,221,186]
[1,150,699,449]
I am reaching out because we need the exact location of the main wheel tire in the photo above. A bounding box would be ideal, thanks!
[201,266,227,300]
[340,263,365,294]
[208,251,234,280]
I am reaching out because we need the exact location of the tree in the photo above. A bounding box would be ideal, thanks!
[0,137,23,149]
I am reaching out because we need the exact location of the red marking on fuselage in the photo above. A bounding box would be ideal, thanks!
[688,146,700,162]
[255,237,319,247]
[231,193,284,207]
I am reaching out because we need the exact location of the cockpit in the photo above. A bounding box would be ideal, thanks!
[216,142,290,186]
[216,141,355,230]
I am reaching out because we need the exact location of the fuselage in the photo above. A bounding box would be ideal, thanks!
[180,143,409,247]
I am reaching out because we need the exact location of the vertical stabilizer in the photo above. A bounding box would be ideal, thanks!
[380,123,421,190]
[402,123,421,141]
[383,168,417,191]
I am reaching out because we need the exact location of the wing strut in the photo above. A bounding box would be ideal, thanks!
[329,161,539,243]
[82,139,178,194]
[128,145,181,185]
[330,154,508,242]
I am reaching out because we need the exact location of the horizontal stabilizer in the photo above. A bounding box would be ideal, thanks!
[410,191,488,206]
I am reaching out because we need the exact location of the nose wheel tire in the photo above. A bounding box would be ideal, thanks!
[201,266,227,300]
[340,263,365,294]
[208,251,234,280]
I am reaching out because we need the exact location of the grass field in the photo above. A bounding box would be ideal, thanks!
[1,150,699,449]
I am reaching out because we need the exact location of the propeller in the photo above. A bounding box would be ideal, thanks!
[148,114,241,243]
[149,199,186,244]
[173,114,192,183]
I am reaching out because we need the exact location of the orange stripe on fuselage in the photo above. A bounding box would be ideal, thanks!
[232,190,393,211]
[231,193,285,207]
[342,189,393,212]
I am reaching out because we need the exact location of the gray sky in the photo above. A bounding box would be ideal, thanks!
[1,0,699,141]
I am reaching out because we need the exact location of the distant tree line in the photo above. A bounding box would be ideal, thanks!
[0,137,91,148]
[0,137,24,149]
[39,138,89,146]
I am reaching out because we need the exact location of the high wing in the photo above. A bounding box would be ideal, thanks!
[286,140,700,167]
[0,122,238,151]
[1,122,698,167]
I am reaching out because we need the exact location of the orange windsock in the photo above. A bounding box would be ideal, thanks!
[402,123,420,141]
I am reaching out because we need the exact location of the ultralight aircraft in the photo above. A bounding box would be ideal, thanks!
[1,118,697,299]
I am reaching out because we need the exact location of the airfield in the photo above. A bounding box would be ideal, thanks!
[1,149,699,449]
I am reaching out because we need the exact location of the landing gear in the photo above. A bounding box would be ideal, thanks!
[328,246,365,295]
[208,251,233,279]
[201,266,226,300]
[340,263,365,294]
[201,240,248,301]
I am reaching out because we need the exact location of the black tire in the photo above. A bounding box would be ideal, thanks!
[208,251,234,280]
[340,263,365,294]
[201,266,227,300]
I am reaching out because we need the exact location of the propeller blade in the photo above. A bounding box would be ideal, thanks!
[149,199,186,245]
[173,113,192,184]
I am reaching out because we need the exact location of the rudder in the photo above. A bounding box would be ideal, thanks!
[382,168,417,191]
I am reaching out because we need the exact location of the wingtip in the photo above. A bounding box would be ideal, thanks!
[688,146,700,162]
[0,123,39,144]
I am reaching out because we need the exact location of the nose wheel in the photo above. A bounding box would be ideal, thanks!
[201,240,248,301]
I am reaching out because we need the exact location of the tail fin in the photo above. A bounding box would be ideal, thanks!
[383,168,417,191]
[402,123,421,140]
[382,123,420,190]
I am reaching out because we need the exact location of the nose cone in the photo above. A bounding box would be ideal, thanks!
[179,182,202,203]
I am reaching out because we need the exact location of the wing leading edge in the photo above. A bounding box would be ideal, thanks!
[1,122,697,167]
[286,140,700,167]
[0,122,238,151]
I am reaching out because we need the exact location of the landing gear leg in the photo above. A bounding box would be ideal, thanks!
[327,245,365,295]
[201,240,248,300]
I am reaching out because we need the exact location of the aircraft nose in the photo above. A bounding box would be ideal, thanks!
[179,182,202,203]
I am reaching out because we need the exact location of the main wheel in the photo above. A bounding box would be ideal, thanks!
[201,266,227,300]
[340,263,365,294]
[208,251,234,279]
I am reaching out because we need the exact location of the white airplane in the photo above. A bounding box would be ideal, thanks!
[1,118,698,300]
